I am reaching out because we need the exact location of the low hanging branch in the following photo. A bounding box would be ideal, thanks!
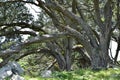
[0,31,37,37]
[15,49,48,61]
[0,22,45,32]
[23,32,68,45]
[0,33,68,57]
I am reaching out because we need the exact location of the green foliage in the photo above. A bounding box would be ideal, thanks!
[18,54,55,76]
[53,71,73,80]
[23,68,120,80]
[0,2,33,50]
[0,2,33,23]
[1,41,14,50]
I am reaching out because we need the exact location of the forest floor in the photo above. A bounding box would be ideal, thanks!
[23,68,120,80]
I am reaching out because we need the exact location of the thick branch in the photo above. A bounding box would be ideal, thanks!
[104,0,112,33]
[37,0,63,31]
[0,33,68,57]
[0,30,37,37]
[15,49,48,61]
[0,49,19,58]
[93,0,104,34]
[23,33,68,45]
[43,2,99,48]
[62,25,93,56]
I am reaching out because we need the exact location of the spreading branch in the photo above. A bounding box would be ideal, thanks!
[0,33,68,57]
[0,30,37,37]
[0,22,45,32]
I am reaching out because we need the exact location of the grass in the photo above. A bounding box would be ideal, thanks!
[23,68,120,80]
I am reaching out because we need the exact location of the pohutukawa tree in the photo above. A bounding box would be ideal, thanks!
[0,0,119,70]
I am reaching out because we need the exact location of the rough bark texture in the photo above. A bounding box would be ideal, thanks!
[64,38,72,71]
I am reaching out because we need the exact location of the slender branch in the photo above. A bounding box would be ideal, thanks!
[72,0,77,14]
[0,0,39,7]
[76,4,85,21]
[104,0,113,32]
[46,59,57,70]
[0,22,44,32]
[114,36,120,63]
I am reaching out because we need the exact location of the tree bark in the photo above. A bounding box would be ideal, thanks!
[91,49,108,70]
[64,37,72,71]
[91,35,112,70]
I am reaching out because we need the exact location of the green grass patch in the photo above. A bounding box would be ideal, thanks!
[23,68,120,80]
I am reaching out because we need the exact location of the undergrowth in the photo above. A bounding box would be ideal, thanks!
[23,68,120,80]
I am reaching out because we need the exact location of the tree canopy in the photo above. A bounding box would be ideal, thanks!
[0,0,120,71]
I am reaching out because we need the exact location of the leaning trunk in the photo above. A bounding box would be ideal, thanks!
[53,53,66,70]
[64,38,73,71]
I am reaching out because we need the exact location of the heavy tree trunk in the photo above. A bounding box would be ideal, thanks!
[91,35,112,70]
[91,49,108,70]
